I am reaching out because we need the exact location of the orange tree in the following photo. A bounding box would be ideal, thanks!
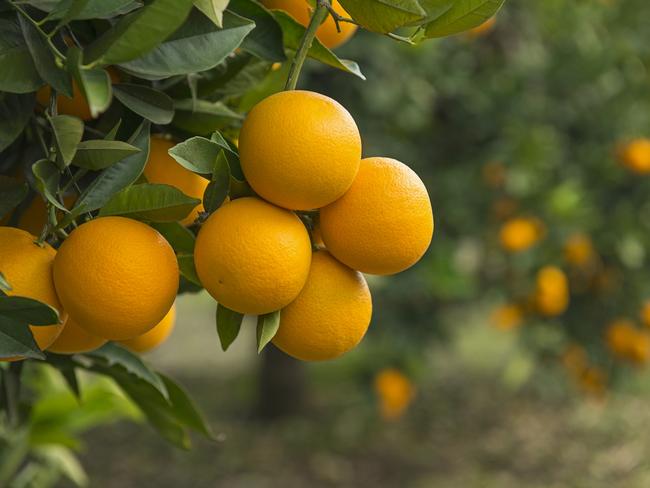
[0,0,506,483]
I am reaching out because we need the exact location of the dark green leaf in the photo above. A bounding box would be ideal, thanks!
[178,254,201,285]
[74,120,151,213]
[338,0,426,33]
[118,11,255,79]
[45,353,81,398]
[32,0,142,19]
[0,92,35,152]
[149,222,195,254]
[0,296,60,325]
[159,373,215,439]
[203,151,230,214]
[256,310,280,353]
[84,0,195,65]
[18,15,73,97]
[216,303,243,351]
[228,0,286,62]
[168,136,221,175]
[104,119,122,141]
[0,317,44,360]
[273,11,365,80]
[67,48,112,119]
[194,0,228,27]
[51,0,90,29]
[172,99,242,135]
[32,159,67,211]
[48,114,84,166]
[98,183,201,222]
[72,139,141,170]
[423,0,504,37]
[113,84,174,124]
[0,17,42,93]
[85,342,169,399]
[0,176,28,220]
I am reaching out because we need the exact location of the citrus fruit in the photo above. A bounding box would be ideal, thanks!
[262,0,357,49]
[467,17,496,38]
[374,368,415,420]
[499,217,544,252]
[143,136,209,226]
[119,304,176,353]
[0,227,65,352]
[534,266,569,317]
[194,197,311,315]
[6,195,76,236]
[272,250,372,361]
[563,233,595,267]
[53,217,179,340]
[48,316,107,354]
[490,304,523,331]
[618,138,650,174]
[319,157,434,275]
[239,90,361,210]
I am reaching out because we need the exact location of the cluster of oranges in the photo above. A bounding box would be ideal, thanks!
[2,90,433,362]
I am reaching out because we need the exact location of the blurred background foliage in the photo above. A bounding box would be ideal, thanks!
[9,0,650,486]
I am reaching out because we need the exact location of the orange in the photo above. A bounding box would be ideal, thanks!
[239,90,361,210]
[466,17,496,38]
[605,319,637,359]
[490,304,523,331]
[563,233,595,267]
[48,316,107,354]
[534,266,569,317]
[374,368,415,420]
[119,304,176,353]
[0,227,65,354]
[320,157,434,275]
[618,138,650,174]
[194,197,311,315]
[53,217,179,340]
[272,250,372,361]
[641,300,650,328]
[262,0,357,49]
[144,136,209,226]
[499,217,544,252]
[6,195,76,236]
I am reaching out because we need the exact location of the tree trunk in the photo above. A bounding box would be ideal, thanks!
[256,345,307,420]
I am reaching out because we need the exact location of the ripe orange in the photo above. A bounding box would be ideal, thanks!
[48,316,107,354]
[499,217,544,252]
[262,0,357,49]
[374,368,415,420]
[320,157,434,275]
[143,136,209,226]
[466,17,496,38]
[4,195,76,236]
[272,250,372,361]
[53,217,179,340]
[119,304,176,353]
[563,233,595,267]
[0,227,65,353]
[535,266,569,317]
[618,138,650,174]
[490,304,524,331]
[194,197,311,315]
[239,90,361,210]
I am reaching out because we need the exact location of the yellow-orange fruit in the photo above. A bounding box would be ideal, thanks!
[194,197,311,315]
[143,136,209,226]
[119,304,176,353]
[239,90,361,210]
[53,217,179,340]
[0,227,65,354]
[467,17,496,38]
[535,266,569,317]
[563,233,595,267]
[374,368,416,421]
[618,138,650,174]
[273,251,372,361]
[490,304,524,331]
[320,157,434,275]
[499,217,544,252]
[262,0,357,49]
[48,316,107,354]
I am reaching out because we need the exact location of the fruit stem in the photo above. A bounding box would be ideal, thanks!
[284,0,330,91]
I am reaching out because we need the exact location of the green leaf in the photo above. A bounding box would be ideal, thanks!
[159,373,215,439]
[85,342,169,399]
[48,114,84,166]
[0,176,28,220]
[194,0,229,27]
[216,304,243,351]
[0,317,45,360]
[51,0,91,29]
[256,310,280,353]
[0,92,35,152]
[32,0,142,19]
[0,273,11,293]
[98,183,201,222]
[46,353,81,398]
[423,0,504,38]
[84,0,195,65]
[18,15,73,97]
[168,136,221,175]
[113,84,174,124]
[172,99,242,135]
[74,120,151,213]
[228,0,286,62]
[71,140,141,170]
[149,222,195,254]
[0,296,60,325]
[273,11,365,80]
[0,17,42,93]
[409,0,454,25]
[67,47,112,119]
[178,253,201,285]
[197,54,272,98]
[203,151,230,214]
[118,11,255,79]
[32,159,68,212]
[338,0,426,33]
